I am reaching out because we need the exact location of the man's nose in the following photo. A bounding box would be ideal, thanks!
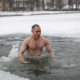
[38,32,41,35]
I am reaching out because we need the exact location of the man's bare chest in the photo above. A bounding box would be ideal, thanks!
[28,40,44,50]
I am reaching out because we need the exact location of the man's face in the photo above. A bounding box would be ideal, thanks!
[32,26,41,38]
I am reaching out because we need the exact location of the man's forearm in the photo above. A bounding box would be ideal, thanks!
[49,51,55,57]
[18,52,29,64]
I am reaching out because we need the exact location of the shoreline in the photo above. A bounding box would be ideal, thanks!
[0,11,80,17]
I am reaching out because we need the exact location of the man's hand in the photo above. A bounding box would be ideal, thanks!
[21,61,30,64]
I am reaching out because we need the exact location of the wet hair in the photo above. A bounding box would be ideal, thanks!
[32,24,40,30]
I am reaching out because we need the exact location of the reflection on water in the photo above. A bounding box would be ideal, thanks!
[27,70,51,76]
[4,56,54,76]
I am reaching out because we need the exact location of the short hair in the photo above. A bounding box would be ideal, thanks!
[32,24,40,30]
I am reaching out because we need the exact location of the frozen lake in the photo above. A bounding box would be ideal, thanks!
[0,12,80,80]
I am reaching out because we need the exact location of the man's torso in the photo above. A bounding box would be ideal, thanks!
[26,36,46,56]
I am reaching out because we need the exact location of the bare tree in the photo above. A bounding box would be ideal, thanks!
[33,0,40,11]
[75,0,79,10]
[42,0,45,10]
[9,0,13,11]
[68,0,73,10]
[51,0,55,10]
[56,0,63,10]
[2,0,5,11]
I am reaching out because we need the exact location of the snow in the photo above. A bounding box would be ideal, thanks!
[0,70,30,80]
[0,11,80,37]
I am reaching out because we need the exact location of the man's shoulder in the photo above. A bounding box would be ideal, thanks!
[25,36,31,40]
[41,36,48,41]
[23,36,31,43]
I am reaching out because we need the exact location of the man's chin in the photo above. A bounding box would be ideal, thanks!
[36,35,40,39]
[38,36,40,38]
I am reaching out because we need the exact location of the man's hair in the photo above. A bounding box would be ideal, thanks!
[32,24,40,30]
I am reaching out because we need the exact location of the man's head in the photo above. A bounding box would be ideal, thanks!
[31,24,41,39]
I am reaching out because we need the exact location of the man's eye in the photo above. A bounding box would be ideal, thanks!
[36,31,41,33]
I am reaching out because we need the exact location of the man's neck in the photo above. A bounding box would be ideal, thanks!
[32,36,40,40]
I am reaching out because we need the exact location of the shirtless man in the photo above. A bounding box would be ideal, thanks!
[18,24,55,64]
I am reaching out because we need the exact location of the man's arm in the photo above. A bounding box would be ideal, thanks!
[18,39,30,64]
[45,39,55,57]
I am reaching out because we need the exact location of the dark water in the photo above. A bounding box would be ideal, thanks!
[0,34,80,80]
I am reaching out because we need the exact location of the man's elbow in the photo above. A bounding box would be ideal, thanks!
[18,51,22,58]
